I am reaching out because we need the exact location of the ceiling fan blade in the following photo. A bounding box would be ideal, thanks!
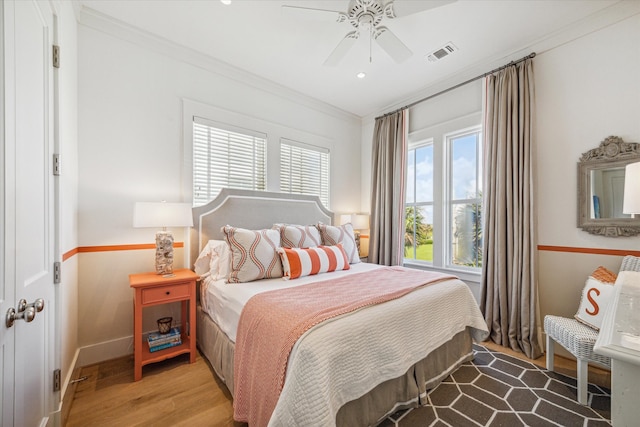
[374,26,412,63]
[385,0,456,18]
[323,31,359,66]
[281,5,345,23]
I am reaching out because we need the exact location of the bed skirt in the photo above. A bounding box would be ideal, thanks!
[196,305,474,426]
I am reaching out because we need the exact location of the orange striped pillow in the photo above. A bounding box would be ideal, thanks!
[277,244,350,280]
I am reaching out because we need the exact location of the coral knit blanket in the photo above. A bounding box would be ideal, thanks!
[232,266,455,426]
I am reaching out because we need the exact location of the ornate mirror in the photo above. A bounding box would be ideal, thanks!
[578,136,640,236]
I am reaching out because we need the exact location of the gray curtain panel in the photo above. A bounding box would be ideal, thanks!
[369,110,407,266]
[481,58,542,359]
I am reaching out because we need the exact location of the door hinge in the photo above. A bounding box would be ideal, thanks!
[54,262,61,284]
[52,45,60,69]
[53,154,60,176]
[53,369,61,392]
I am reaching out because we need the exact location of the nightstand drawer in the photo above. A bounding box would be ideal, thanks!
[142,282,190,304]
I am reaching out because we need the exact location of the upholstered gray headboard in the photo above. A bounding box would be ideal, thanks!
[189,188,334,267]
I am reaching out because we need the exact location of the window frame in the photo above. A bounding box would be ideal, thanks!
[405,138,435,264]
[444,126,483,271]
[182,99,335,209]
[403,119,483,278]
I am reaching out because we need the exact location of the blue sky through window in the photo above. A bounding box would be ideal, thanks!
[406,144,434,223]
[451,134,480,200]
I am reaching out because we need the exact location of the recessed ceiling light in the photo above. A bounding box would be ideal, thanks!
[220,0,231,5]
[356,72,366,79]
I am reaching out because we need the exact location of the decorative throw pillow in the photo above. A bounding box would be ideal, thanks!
[278,244,350,280]
[222,226,283,283]
[273,224,322,248]
[316,222,360,264]
[574,266,617,330]
[590,266,617,284]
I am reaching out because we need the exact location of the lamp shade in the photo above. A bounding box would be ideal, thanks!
[623,162,640,215]
[133,202,193,228]
[351,214,370,230]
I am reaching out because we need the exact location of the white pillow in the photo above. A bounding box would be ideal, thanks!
[193,240,216,276]
[316,222,360,264]
[574,277,615,330]
[222,225,283,283]
[193,240,230,280]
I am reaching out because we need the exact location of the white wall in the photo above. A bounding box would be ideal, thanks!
[361,14,640,325]
[535,14,640,319]
[76,17,362,364]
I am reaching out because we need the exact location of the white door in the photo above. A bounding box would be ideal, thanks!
[2,1,56,426]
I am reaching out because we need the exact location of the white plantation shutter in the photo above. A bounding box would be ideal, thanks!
[280,139,330,207]
[193,117,267,207]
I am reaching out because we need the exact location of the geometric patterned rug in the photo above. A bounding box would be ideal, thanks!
[380,344,611,427]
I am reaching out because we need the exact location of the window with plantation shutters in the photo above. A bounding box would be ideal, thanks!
[192,117,267,207]
[280,139,330,208]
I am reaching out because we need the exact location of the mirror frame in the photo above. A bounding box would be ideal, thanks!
[578,136,640,237]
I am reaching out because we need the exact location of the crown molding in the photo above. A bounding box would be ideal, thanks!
[77,6,361,123]
[364,0,640,123]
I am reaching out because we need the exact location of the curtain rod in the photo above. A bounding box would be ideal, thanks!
[375,52,536,120]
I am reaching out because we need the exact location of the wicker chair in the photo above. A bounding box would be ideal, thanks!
[544,255,640,404]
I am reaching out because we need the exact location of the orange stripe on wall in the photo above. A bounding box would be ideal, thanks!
[538,245,640,257]
[62,247,79,261]
[62,242,185,261]
[62,242,638,261]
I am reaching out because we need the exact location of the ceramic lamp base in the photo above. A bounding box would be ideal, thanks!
[155,230,174,275]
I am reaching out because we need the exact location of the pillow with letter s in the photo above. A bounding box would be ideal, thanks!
[574,266,617,330]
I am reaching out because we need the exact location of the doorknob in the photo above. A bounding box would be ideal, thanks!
[21,298,45,313]
[6,298,45,328]
[6,306,36,328]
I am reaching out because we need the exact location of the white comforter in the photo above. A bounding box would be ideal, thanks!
[202,265,489,427]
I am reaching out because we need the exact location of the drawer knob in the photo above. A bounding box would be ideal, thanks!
[165,291,170,295]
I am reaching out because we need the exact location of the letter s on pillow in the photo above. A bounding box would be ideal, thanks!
[585,287,601,316]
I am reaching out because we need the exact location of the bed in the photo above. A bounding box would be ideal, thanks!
[189,188,489,427]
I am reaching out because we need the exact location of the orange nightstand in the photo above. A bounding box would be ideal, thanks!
[129,268,198,381]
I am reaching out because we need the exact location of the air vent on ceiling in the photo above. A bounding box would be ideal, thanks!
[426,42,458,62]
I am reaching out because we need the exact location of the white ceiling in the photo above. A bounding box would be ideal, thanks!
[76,0,631,118]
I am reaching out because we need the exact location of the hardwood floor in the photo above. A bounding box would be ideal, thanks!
[65,343,610,426]
[65,352,244,427]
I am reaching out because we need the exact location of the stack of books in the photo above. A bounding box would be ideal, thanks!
[147,327,181,352]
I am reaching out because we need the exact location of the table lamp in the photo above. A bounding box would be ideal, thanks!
[623,161,640,217]
[133,201,193,275]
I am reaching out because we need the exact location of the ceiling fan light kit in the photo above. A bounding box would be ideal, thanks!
[282,0,455,66]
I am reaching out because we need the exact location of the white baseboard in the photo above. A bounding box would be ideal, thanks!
[77,335,133,367]
[61,348,81,397]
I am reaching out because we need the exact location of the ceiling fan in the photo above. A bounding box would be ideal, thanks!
[282,0,455,66]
